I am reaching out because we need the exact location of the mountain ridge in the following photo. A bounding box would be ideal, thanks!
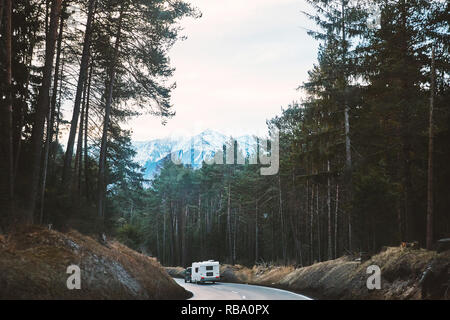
[132,129,259,181]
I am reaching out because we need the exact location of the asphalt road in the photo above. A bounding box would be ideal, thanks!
[174,278,312,300]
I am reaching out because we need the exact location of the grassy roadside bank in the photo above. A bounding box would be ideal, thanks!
[166,247,449,300]
[0,226,190,300]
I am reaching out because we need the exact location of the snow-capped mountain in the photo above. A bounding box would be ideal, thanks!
[132,129,258,181]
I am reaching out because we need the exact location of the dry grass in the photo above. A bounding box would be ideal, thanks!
[277,257,360,299]
[250,265,294,285]
[0,226,190,300]
[172,247,448,300]
[165,266,185,279]
[278,248,447,299]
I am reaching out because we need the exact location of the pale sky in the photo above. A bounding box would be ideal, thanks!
[127,0,318,141]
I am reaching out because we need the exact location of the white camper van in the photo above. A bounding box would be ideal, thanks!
[186,260,220,283]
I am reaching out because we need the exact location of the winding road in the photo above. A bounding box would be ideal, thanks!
[174,278,312,300]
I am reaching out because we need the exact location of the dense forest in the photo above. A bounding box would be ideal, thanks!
[0,0,197,230]
[0,0,449,269]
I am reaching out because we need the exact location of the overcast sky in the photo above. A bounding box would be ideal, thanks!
[127,0,318,141]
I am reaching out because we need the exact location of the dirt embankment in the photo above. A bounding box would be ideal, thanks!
[0,226,190,300]
[167,247,449,300]
[165,266,186,279]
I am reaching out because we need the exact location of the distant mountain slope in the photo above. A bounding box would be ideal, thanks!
[132,129,258,181]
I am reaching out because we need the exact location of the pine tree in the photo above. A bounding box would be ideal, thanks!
[25,0,62,223]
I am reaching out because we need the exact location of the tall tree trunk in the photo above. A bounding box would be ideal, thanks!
[74,77,88,197]
[348,211,352,252]
[62,0,97,187]
[45,0,49,35]
[39,3,66,224]
[399,0,413,242]
[53,51,64,162]
[181,204,187,267]
[255,197,258,263]
[14,28,36,184]
[156,212,160,258]
[197,194,201,232]
[227,182,233,264]
[175,205,180,266]
[206,198,211,233]
[327,160,332,260]
[97,8,123,221]
[317,184,321,262]
[169,202,175,265]
[84,62,93,199]
[25,0,62,223]
[163,204,166,264]
[3,0,14,224]
[288,178,303,267]
[278,174,286,264]
[198,194,203,254]
[48,2,66,167]
[38,106,52,224]
[49,2,65,141]
[233,204,241,261]
[341,0,353,252]
[426,45,435,250]
[334,183,339,259]
[310,183,314,264]
[0,0,4,29]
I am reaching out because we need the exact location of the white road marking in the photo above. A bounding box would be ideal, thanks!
[173,278,312,300]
